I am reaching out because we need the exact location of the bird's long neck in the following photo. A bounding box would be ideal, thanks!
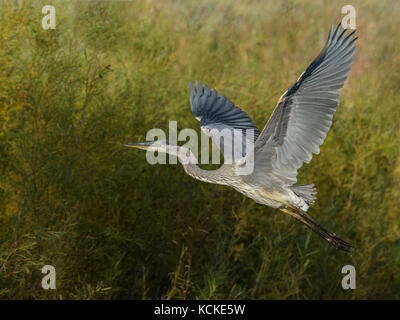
[174,146,231,185]
[181,162,230,184]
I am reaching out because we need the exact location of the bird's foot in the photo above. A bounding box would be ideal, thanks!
[326,233,354,252]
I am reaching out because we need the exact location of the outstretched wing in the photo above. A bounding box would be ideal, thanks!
[253,23,357,186]
[189,81,260,161]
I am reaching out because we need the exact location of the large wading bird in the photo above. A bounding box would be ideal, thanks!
[126,23,357,251]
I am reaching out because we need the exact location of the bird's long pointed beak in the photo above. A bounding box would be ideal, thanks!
[124,142,152,150]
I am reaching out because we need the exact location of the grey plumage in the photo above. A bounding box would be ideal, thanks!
[127,23,357,252]
[253,23,357,187]
[190,81,260,159]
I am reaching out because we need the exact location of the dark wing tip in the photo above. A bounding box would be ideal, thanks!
[189,81,195,94]
[334,22,342,37]
[344,30,356,41]
[195,80,201,93]
[327,23,334,41]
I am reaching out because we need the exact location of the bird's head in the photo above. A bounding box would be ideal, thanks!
[125,139,197,164]
[124,140,172,153]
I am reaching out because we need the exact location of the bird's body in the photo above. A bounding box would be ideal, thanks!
[126,23,357,251]
[181,161,304,209]
[180,155,310,211]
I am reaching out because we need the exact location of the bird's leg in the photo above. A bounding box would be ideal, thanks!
[286,204,353,249]
[280,208,334,244]
[280,208,352,252]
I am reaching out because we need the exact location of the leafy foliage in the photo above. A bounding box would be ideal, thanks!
[0,0,399,299]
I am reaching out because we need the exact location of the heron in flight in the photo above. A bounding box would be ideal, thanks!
[126,23,357,251]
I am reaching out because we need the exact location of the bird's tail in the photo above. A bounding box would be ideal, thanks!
[291,184,317,205]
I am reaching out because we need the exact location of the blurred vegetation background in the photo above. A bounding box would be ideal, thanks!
[0,0,399,299]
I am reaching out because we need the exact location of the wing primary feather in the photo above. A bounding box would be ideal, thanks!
[253,22,356,187]
[189,81,260,160]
